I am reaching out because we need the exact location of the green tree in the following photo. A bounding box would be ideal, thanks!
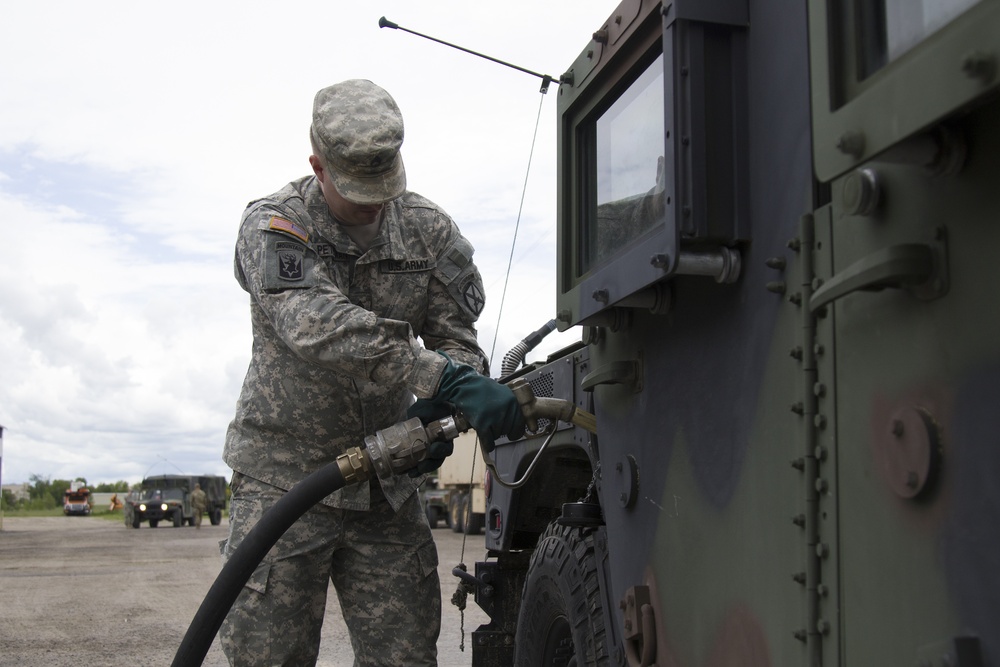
[28,473,52,501]
[51,479,72,506]
[94,480,130,492]
[1,488,15,510]
[29,475,90,507]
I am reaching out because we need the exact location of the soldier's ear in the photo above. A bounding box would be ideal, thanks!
[309,155,324,180]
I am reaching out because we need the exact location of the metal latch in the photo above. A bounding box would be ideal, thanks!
[809,233,948,314]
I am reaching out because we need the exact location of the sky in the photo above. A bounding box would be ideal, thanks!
[0,1,617,487]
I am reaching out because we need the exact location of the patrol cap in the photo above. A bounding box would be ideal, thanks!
[310,79,407,205]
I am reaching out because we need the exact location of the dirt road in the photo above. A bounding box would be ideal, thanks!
[0,515,492,666]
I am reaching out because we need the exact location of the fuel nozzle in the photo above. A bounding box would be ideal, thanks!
[507,377,597,435]
[348,378,596,483]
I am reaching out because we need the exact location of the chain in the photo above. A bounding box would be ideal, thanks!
[449,431,480,652]
[580,459,602,503]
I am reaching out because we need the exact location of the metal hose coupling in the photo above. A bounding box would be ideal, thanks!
[363,414,469,480]
[359,377,596,486]
[335,447,372,485]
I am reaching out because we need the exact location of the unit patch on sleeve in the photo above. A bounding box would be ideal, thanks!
[268,216,310,243]
[276,242,305,281]
[261,232,317,292]
[461,276,485,317]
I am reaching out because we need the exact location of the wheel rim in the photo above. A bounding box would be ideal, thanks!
[541,615,577,667]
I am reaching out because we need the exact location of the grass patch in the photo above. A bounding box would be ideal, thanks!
[1,508,65,518]
[2,507,126,520]
[2,508,227,521]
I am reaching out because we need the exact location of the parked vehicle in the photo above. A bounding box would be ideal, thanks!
[464,1,1000,665]
[124,475,226,529]
[62,481,92,516]
[435,430,486,535]
[418,477,450,529]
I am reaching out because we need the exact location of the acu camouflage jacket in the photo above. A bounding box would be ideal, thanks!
[225,175,487,510]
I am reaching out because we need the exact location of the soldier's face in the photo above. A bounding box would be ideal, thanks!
[310,155,384,226]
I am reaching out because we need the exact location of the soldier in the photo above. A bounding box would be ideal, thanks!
[220,79,525,666]
[190,483,208,528]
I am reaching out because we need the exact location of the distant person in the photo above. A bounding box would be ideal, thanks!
[220,79,525,666]
[109,493,123,511]
[190,484,208,528]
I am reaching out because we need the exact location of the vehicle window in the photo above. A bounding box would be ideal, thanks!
[857,0,980,79]
[586,53,665,272]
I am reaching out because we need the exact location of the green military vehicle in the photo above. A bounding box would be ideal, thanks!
[419,477,451,530]
[460,1,1000,665]
[124,474,227,529]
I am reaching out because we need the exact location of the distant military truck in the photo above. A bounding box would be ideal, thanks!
[419,477,450,529]
[436,430,486,535]
[124,475,226,529]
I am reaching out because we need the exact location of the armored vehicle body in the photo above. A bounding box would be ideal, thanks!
[125,475,226,529]
[469,1,1000,666]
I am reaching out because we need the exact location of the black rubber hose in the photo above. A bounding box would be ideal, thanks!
[171,461,350,666]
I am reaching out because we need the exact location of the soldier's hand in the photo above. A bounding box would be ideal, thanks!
[407,440,455,478]
[431,353,525,452]
[406,397,454,424]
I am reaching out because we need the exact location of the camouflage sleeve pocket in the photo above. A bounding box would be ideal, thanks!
[432,237,485,321]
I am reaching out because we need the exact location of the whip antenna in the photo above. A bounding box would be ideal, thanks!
[379,16,559,93]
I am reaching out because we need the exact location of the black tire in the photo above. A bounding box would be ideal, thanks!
[149,519,159,528]
[131,513,141,529]
[514,521,623,667]
[210,508,222,526]
[461,495,483,535]
[425,503,439,529]
[449,493,465,533]
[173,509,183,528]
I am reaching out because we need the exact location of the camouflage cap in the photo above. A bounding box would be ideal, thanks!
[310,79,407,205]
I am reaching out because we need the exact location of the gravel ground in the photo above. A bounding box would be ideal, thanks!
[0,515,491,666]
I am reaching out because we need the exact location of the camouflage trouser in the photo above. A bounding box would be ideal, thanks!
[219,474,441,666]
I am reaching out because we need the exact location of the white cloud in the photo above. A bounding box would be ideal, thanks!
[0,0,613,485]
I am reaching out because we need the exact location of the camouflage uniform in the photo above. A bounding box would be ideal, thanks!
[190,485,208,528]
[221,475,441,665]
[221,80,487,667]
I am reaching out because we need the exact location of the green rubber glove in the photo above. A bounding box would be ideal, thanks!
[406,397,453,425]
[432,353,526,452]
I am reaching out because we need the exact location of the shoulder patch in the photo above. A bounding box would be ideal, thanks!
[275,241,305,281]
[268,216,309,243]
[461,277,485,316]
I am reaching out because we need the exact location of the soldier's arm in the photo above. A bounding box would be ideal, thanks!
[234,204,447,398]
[420,228,489,375]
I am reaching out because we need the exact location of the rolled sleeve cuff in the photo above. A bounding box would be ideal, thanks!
[408,348,449,399]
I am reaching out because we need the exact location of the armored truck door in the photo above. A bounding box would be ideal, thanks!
[808,1,1000,664]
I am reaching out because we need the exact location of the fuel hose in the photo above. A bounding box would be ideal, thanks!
[171,460,350,667]
[171,393,584,665]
